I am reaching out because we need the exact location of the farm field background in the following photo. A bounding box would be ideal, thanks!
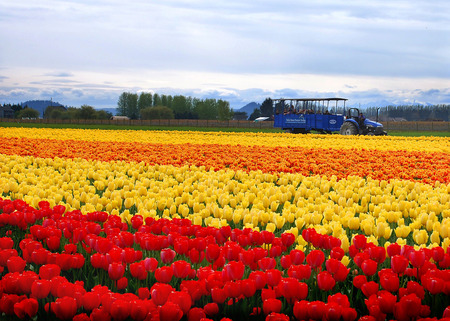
[0,121,449,137]
[0,126,449,321]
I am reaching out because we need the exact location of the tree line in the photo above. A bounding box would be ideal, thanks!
[116,92,234,121]
[365,105,449,121]
[0,103,112,120]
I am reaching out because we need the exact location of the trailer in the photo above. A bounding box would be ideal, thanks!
[273,98,387,135]
[273,98,347,134]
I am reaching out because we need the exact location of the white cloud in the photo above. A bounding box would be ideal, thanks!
[0,0,449,108]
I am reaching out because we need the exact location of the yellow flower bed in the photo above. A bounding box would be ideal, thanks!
[0,127,448,152]
[1,153,449,251]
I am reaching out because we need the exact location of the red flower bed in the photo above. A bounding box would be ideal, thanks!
[1,198,449,320]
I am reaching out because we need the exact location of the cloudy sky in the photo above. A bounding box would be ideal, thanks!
[1,0,449,109]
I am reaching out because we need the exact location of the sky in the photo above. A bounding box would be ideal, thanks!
[1,0,449,110]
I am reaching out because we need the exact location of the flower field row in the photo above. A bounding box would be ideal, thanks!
[0,127,449,152]
[0,127,449,321]
[0,136,449,183]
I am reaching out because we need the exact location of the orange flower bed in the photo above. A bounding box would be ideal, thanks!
[0,137,448,184]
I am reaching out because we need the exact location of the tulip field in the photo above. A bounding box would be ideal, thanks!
[0,127,449,321]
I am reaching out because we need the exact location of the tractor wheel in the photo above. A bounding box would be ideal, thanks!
[340,122,358,135]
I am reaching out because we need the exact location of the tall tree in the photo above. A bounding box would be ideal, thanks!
[217,100,233,121]
[141,106,174,119]
[117,92,139,119]
[172,95,192,119]
[248,108,262,121]
[137,92,153,112]
[194,99,217,120]
[79,105,97,119]
[153,93,162,107]
[18,108,39,119]
[260,98,273,117]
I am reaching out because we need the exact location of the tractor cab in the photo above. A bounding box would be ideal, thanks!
[340,108,387,135]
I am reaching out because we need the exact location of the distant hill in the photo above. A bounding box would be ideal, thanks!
[96,107,117,116]
[21,100,65,118]
[235,102,261,117]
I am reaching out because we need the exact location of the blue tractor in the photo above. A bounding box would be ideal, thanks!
[273,98,387,135]
[340,107,387,136]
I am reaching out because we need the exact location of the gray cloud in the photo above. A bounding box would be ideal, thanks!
[0,1,449,108]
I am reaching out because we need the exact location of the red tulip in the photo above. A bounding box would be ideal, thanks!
[81,291,101,311]
[328,293,350,308]
[130,215,143,229]
[341,307,358,321]
[204,302,219,316]
[31,279,51,299]
[317,271,336,291]
[7,256,26,273]
[387,243,401,257]
[379,270,399,292]
[159,301,183,321]
[330,247,345,260]
[266,312,290,321]
[222,261,244,281]
[130,261,148,280]
[187,307,206,321]
[52,296,78,321]
[0,237,14,249]
[368,246,386,264]
[0,249,18,267]
[167,291,192,315]
[377,290,397,314]
[424,276,444,295]
[249,270,267,290]
[279,255,292,270]
[334,264,350,282]
[46,236,61,251]
[160,248,176,264]
[325,302,342,321]
[260,288,276,302]
[155,266,173,283]
[138,287,150,300]
[263,298,282,315]
[110,299,130,321]
[406,281,425,299]
[261,231,274,244]
[173,237,189,255]
[224,280,241,298]
[352,234,367,250]
[55,253,73,271]
[409,250,426,268]
[306,250,325,269]
[293,300,309,320]
[361,281,379,297]
[107,262,124,281]
[432,247,445,262]
[290,249,305,265]
[325,258,342,275]
[89,307,111,321]
[205,243,220,262]
[130,300,148,321]
[258,257,276,271]
[361,259,378,276]
[239,249,255,266]
[240,279,257,298]
[308,300,326,320]
[265,269,282,287]
[14,298,38,319]
[90,253,108,270]
[281,232,295,248]
[150,283,174,306]
[210,287,227,304]
[143,257,158,271]
[391,255,409,274]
